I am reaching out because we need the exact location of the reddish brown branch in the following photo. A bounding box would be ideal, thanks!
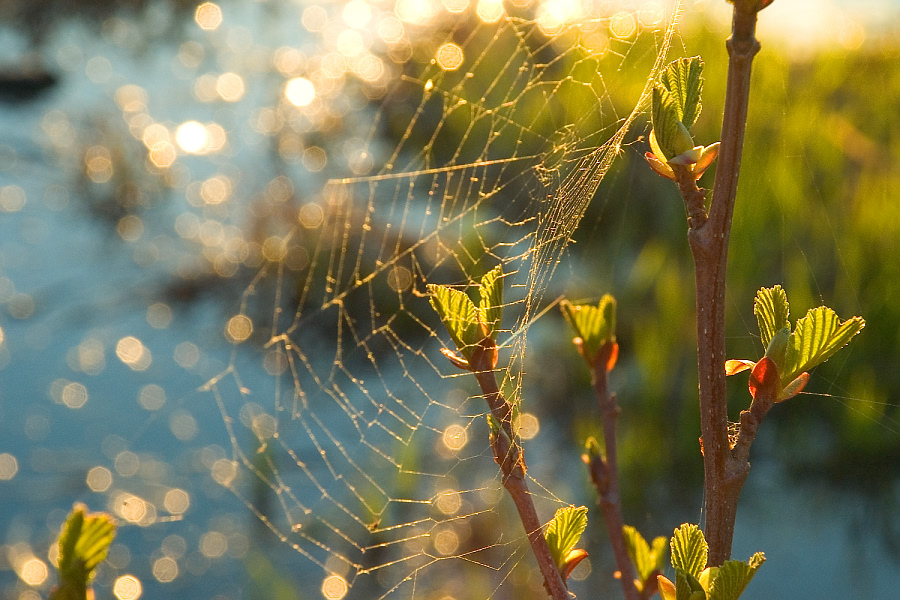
[469,339,570,600]
[584,342,640,600]
[684,5,761,567]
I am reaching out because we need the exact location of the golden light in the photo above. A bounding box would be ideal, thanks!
[210,458,238,487]
[175,120,209,154]
[85,145,114,183]
[200,175,232,205]
[225,314,253,343]
[343,0,373,28]
[298,202,324,228]
[17,557,48,586]
[113,574,143,600]
[0,452,18,480]
[199,531,228,558]
[215,72,245,102]
[321,574,349,600]
[116,336,152,371]
[146,302,172,329]
[113,492,152,524]
[61,381,89,409]
[433,528,460,556]
[516,412,540,440]
[395,0,438,23]
[302,146,327,172]
[284,77,316,107]
[138,383,166,410]
[262,236,287,262]
[476,0,504,23]
[195,2,223,30]
[115,84,147,113]
[441,424,468,451]
[442,0,469,14]
[609,11,637,38]
[152,556,178,583]
[86,465,113,492]
[148,142,176,168]
[435,43,464,71]
[387,266,412,292]
[0,185,26,212]
[434,490,461,515]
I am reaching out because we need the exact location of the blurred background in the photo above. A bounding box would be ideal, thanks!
[1,0,899,599]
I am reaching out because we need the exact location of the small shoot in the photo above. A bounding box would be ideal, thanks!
[658,524,765,600]
[544,505,590,584]
[622,525,668,594]
[428,265,504,370]
[725,285,865,402]
[50,503,117,600]
[645,57,719,182]
[561,294,618,371]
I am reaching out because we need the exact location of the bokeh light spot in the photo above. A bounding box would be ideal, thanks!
[152,556,178,583]
[113,574,142,600]
[517,412,540,440]
[225,314,253,343]
[284,77,316,107]
[436,43,464,71]
[434,490,461,515]
[138,384,166,411]
[164,488,190,514]
[116,336,152,371]
[18,557,48,586]
[195,2,223,30]
[61,381,89,409]
[321,574,348,599]
[610,11,637,38]
[442,424,468,451]
[0,453,18,480]
[86,465,113,492]
[175,121,209,154]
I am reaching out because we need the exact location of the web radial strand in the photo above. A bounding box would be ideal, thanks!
[207,2,681,597]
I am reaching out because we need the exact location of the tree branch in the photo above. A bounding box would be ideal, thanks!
[685,5,761,567]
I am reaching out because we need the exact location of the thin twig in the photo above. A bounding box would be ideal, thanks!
[583,342,641,600]
[469,339,570,600]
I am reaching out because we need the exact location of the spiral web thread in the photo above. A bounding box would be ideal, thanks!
[202,3,680,598]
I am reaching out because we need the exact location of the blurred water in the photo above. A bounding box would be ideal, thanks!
[1,1,900,599]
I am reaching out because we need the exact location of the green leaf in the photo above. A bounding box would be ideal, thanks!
[428,284,480,359]
[753,285,790,350]
[651,87,694,160]
[623,526,668,584]
[544,506,589,570]
[675,569,706,600]
[560,295,616,360]
[478,265,504,339]
[780,306,865,386]
[54,504,116,599]
[659,57,704,128]
[670,524,707,580]
[706,553,765,600]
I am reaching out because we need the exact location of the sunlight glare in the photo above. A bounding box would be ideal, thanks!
[436,43,464,71]
[321,575,349,600]
[113,575,142,600]
[195,2,223,30]
[609,10,637,38]
[442,424,468,451]
[476,0,504,23]
[343,0,373,28]
[175,120,209,154]
[284,77,316,107]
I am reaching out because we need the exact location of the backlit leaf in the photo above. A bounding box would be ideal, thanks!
[428,284,480,359]
[753,286,790,350]
[780,306,865,386]
[623,525,668,583]
[478,265,504,339]
[54,504,116,599]
[544,505,589,571]
[706,553,765,600]
[560,295,616,361]
[659,57,704,129]
[670,523,707,580]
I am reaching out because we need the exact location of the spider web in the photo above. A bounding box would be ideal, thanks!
[201,3,680,598]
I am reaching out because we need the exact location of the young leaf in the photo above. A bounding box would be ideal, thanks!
[544,505,589,571]
[659,57,704,129]
[780,306,865,386]
[560,295,616,361]
[706,553,765,600]
[670,524,707,580]
[428,284,480,359]
[651,87,695,160]
[478,265,504,339]
[52,504,117,600]
[623,525,668,587]
[753,286,790,350]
